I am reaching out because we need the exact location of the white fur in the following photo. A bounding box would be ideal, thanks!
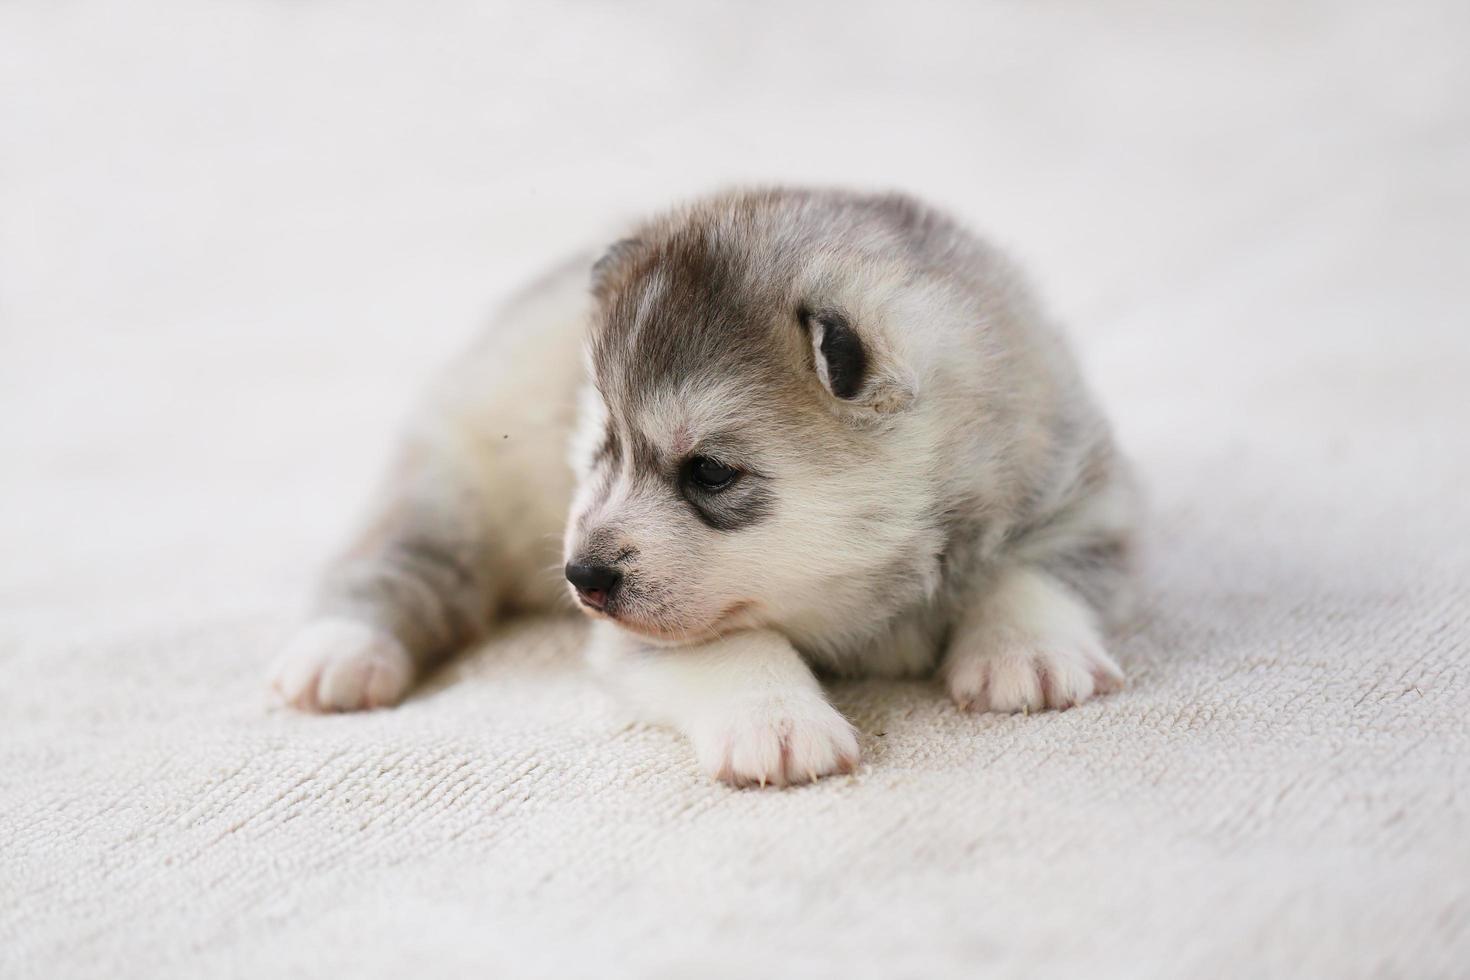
[272,262,594,712]
[942,567,1124,713]
[588,623,859,787]
[270,618,413,711]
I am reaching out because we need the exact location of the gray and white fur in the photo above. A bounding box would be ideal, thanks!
[271,187,1139,788]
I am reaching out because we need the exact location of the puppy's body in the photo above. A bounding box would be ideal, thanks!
[272,188,1139,787]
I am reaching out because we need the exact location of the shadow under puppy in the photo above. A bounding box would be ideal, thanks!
[271,187,1139,788]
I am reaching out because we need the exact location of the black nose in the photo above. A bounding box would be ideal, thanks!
[564,562,621,610]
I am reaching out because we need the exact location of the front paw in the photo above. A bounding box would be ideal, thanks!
[269,618,413,712]
[691,696,860,789]
[945,637,1124,714]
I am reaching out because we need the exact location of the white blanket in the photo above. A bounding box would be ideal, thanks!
[2,2,1466,976]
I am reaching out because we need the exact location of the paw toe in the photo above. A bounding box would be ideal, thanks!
[725,722,785,788]
[782,718,859,785]
[985,655,1046,713]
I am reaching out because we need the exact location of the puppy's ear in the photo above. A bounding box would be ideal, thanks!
[799,306,915,414]
[591,237,641,298]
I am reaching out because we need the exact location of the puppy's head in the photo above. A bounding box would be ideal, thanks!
[563,193,942,645]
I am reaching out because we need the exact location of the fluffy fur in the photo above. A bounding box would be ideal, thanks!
[271,187,1140,788]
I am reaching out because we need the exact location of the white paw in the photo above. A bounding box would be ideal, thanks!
[946,636,1124,713]
[269,618,413,712]
[691,696,860,789]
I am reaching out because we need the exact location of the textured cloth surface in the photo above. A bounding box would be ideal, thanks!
[2,2,1468,977]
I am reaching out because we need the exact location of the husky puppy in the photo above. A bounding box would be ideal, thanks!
[270,188,1139,788]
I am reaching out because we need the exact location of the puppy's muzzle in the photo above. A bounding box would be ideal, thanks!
[565,562,622,611]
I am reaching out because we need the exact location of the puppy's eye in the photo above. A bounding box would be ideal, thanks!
[685,455,738,492]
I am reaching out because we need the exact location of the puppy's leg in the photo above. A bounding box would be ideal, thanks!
[271,257,591,712]
[271,442,498,712]
[942,565,1125,713]
[590,624,859,787]
[944,442,1139,713]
